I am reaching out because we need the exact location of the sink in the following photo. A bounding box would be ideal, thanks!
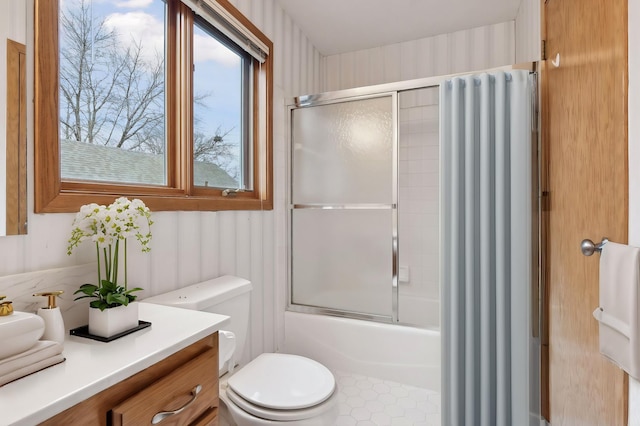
[0,312,45,360]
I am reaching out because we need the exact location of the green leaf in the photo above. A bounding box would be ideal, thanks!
[106,293,129,306]
[101,279,118,292]
[73,284,99,300]
[90,300,109,311]
[73,294,95,301]
[74,271,144,308]
[74,283,98,296]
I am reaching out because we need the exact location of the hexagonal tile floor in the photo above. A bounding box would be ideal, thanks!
[219,370,441,426]
[334,371,440,426]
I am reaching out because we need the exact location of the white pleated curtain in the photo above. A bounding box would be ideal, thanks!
[440,70,533,426]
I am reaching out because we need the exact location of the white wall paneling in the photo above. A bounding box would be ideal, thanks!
[282,14,293,96]
[515,0,541,64]
[262,210,276,354]
[249,210,265,359]
[177,211,202,288]
[321,21,516,93]
[272,85,288,351]
[200,212,220,279]
[149,212,180,297]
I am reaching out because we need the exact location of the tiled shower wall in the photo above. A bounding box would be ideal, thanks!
[398,88,440,328]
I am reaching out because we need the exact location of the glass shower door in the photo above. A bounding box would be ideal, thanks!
[289,94,396,320]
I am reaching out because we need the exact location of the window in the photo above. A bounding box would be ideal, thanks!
[35,0,273,212]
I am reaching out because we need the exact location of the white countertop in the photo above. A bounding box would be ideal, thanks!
[0,303,229,426]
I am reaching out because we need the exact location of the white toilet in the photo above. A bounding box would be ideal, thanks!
[144,276,339,426]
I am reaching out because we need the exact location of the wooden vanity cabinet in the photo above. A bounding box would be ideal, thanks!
[40,333,219,426]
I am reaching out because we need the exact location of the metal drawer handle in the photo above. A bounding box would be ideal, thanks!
[151,384,202,424]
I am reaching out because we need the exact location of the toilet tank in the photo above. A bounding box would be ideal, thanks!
[143,276,252,369]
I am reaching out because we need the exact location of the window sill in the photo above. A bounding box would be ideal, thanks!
[35,190,273,213]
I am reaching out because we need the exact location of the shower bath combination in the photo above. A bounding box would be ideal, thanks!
[288,86,438,329]
[286,68,541,425]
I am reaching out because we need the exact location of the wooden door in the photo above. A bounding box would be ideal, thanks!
[544,0,628,424]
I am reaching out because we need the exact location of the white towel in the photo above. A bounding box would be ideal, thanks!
[593,241,640,378]
[0,340,63,377]
[0,353,65,386]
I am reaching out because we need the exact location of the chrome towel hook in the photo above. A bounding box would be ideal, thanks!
[581,238,609,256]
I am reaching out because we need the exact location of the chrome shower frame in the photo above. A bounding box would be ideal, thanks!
[285,74,451,325]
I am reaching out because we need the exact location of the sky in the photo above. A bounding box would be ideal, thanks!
[61,0,243,164]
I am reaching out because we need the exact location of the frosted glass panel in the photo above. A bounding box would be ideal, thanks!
[398,86,440,328]
[292,96,393,204]
[291,209,393,317]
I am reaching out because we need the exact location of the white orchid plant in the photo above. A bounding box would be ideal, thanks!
[67,197,153,311]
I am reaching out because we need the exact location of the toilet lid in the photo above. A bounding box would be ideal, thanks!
[227,353,335,410]
[225,383,339,422]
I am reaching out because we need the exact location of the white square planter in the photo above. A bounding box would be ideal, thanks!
[88,302,139,338]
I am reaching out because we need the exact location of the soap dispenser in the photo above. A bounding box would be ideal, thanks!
[33,291,65,344]
[0,295,13,316]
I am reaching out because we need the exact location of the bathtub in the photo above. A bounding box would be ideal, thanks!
[282,311,440,391]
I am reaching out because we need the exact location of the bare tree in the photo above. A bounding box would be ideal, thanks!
[104,44,165,150]
[194,127,238,179]
[60,0,163,150]
[59,0,237,175]
[59,0,116,144]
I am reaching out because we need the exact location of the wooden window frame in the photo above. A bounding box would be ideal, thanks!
[34,0,273,213]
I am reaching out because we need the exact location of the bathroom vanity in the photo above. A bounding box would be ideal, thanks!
[0,303,228,425]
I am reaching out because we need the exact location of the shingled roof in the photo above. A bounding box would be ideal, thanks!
[60,140,238,188]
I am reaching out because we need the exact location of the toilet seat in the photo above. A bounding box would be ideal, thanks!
[225,353,337,422]
[226,384,339,422]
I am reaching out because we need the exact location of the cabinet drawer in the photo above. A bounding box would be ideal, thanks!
[112,348,218,425]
